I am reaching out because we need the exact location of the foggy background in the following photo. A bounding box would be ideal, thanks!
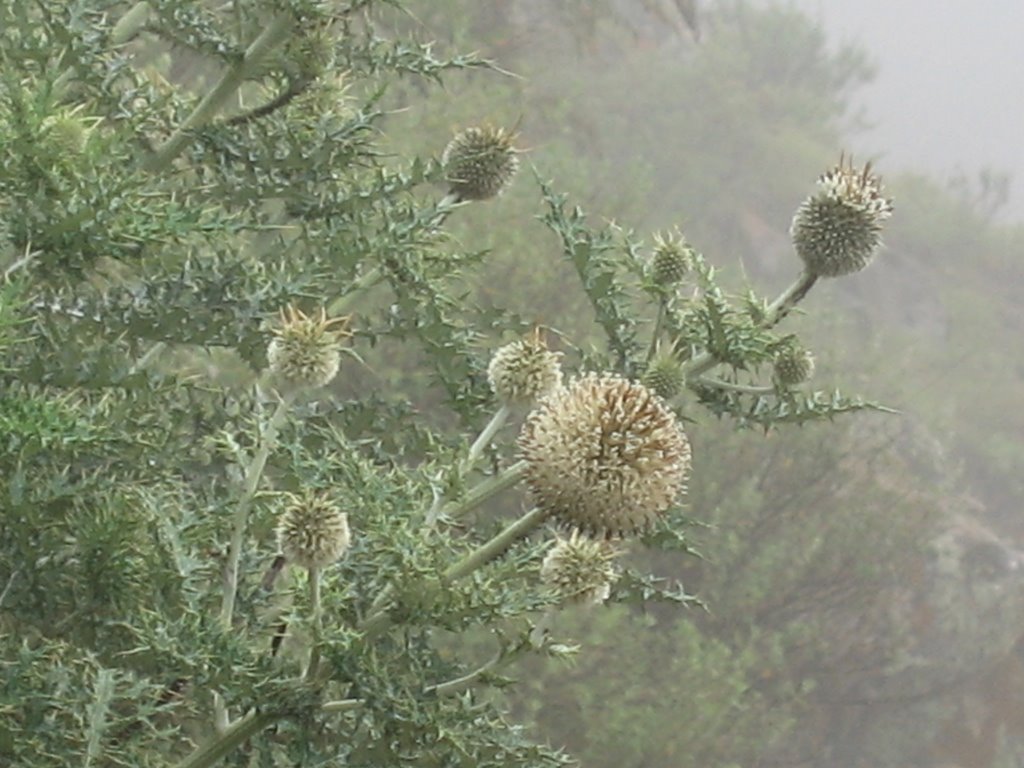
[794,0,1024,221]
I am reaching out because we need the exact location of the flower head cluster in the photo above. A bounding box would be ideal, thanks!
[651,229,693,287]
[791,157,893,278]
[540,530,619,606]
[277,490,351,570]
[773,344,815,388]
[487,329,563,404]
[267,306,351,391]
[519,373,691,539]
[442,125,519,202]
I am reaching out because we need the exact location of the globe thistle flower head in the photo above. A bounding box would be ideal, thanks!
[277,490,351,570]
[519,373,691,539]
[442,125,519,202]
[267,305,351,391]
[641,343,686,401]
[773,344,815,388]
[651,229,693,287]
[487,328,563,404]
[540,530,619,606]
[791,156,894,278]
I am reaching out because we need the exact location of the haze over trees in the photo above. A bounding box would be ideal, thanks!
[2,2,1024,767]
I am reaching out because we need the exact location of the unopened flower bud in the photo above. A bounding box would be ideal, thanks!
[277,490,351,570]
[791,156,893,278]
[540,530,619,606]
[641,345,686,400]
[487,329,562,404]
[442,125,519,202]
[267,306,351,391]
[773,344,815,388]
[651,230,693,286]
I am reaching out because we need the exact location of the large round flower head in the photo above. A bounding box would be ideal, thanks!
[442,125,519,202]
[651,229,693,287]
[641,343,686,401]
[487,328,563,405]
[519,373,691,539]
[791,156,894,278]
[773,343,815,388]
[267,305,351,391]
[277,490,351,570]
[540,530,619,606]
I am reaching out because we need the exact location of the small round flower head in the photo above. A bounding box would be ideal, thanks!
[641,344,686,401]
[791,156,894,278]
[442,125,519,202]
[41,107,95,164]
[651,229,693,287]
[540,530,619,606]
[773,344,815,388]
[277,490,351,570]
[267,305,351,391]
[487,328,563,404]
[519,373,691,539]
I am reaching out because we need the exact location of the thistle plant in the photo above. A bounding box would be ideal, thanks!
[0,2,895,767]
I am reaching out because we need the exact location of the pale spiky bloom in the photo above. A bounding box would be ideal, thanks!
[791,157,893,278]
[641,343,686,401]
[267,305,351,391]
[651,229,693,287]
[487,329,563,404]
[773,344,815,388]
[277,490,351,570]
[540,530,619,606]
[519,373,691,539]
[442,125,519,202]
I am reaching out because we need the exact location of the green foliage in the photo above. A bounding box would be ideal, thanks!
[0,1,933,767]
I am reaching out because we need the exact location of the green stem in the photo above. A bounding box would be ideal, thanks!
[443,506,548,582]
[173,710,278,768]
[423,649,506,697]
[220,396,292,629]
[464,404,511,470]
[694,377,775,395]
[645,300,666,365]
[145,14,295,172]
[326,265,383,316]
[304,566,322,680]
[438,459,528,523]
[681,270,819,380]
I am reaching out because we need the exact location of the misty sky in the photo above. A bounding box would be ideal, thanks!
[793,0,1024,221]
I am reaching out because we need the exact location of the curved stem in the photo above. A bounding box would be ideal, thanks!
[146,14,295,172]
[220,395,292,629]
[439,459,528,523]
[694,377,775,395]
[326,265,383,316]
[443,506,548,582]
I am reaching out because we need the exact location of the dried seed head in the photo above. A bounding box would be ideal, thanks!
[442,125,519,202]
[791,156,894,278]
[519,373,691,539]
[487,329,563,405]
[540,530,619,606]
[773,344,815,388]
[651,230,693,286]
[277,490,351,570]
[641,344,686,401]
[267,306,351,391]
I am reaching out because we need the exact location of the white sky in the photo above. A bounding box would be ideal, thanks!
[792,0,1024,221]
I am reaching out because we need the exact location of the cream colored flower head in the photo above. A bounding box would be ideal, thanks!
[277,489,351,570]
[519,373,691,539]
[267,305,352,391]
[487,328,563,405]
[540,530,619,606]
[791,156,893,278]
